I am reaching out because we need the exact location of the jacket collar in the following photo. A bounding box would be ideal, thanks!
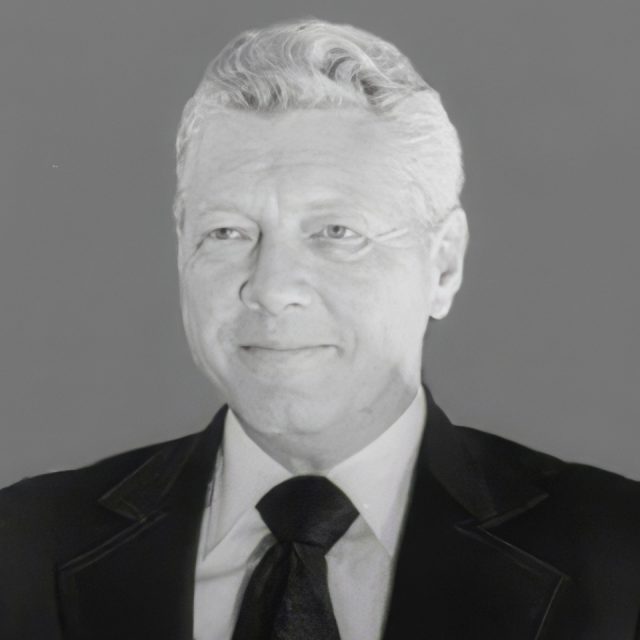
[94,388,550,525]
[423,387,551,524]
[56,408,226,640]
[382,388,570,639]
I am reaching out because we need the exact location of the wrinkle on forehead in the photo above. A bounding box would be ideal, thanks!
[189,108,396,169]
[183,108,433,234]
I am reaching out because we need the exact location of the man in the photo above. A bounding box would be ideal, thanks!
[1,18,639,640]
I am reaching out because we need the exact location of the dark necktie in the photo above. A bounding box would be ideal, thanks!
[232,475,359,640]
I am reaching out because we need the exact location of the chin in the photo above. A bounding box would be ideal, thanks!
[227,380,342,430]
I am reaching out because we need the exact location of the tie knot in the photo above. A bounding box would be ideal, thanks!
[256,475,358,552]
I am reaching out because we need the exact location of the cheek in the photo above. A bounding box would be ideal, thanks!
[179,261,243,336]
[323,262,430,349]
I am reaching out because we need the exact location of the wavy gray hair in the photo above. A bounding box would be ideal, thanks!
[174,18,464,226]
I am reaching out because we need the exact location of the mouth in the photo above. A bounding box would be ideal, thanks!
[240,345,335,356]
[238,344,337,368]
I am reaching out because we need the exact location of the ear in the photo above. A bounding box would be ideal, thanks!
[174,197,188,268]
[175,222,186,267]
[429,206,468,320]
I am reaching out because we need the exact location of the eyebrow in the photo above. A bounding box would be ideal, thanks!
[297,199,377,221]
[195,201,248,217]
[304,198,347,211]
[197,197,354,216]
[194,196,377,222]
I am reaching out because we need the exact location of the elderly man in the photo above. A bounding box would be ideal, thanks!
[1,18,639,640]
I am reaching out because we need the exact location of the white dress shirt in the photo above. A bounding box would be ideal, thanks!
[193,388,426,640]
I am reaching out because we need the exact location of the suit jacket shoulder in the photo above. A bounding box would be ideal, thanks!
[1,401,639,639]
[448,424,640,638]
[0,433,203,639]
[0,436,187,551]
[455,422,640,528]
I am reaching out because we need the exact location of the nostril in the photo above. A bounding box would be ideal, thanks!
[239,280,265,313]
[239,272,313,315]
[238,281,249,302]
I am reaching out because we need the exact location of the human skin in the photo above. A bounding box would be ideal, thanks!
[178,107,467,473]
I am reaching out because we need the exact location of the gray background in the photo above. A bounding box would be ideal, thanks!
[1,0,638,487]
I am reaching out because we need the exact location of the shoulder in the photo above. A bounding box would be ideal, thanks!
[456,423,640,503]
[0,433,197,632]
[455,424,640,568]
[1,440,164,510]
[0,434,195,555]
[456,424,640,518]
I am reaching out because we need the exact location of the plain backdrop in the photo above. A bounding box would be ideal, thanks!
[1,0,639,487]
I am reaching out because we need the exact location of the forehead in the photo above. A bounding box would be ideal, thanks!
[182,108,419,216]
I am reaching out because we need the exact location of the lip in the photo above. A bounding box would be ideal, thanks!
[240,345,332,352]
[237,344,337,369]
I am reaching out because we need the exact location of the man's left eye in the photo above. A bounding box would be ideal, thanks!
[314,225,360,240]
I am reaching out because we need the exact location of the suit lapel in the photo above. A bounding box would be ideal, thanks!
[56,408,226,640]
[55,393,571,639]
[383,391,570,640]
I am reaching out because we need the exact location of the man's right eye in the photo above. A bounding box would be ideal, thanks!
[208,228,244,240]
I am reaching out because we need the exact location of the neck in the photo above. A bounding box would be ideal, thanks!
[234,383,421,474]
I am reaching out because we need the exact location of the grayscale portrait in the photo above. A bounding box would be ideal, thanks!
[1,4,639,640]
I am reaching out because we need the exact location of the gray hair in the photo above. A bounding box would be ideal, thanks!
[174,18,464,226]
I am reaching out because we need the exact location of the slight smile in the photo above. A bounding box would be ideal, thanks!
[240,345,333,353]
[237,344,338,368]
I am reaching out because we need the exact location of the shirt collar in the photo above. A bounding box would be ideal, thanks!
[326,387,426,555]
[204,387,426,558]
[204,409,292,554]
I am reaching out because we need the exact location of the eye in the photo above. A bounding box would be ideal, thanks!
[208,227,245,240]
[314,224,360,240]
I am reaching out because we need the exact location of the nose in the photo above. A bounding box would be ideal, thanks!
[240,235,313,316]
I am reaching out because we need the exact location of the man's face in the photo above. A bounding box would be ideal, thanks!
[178,108,463,450]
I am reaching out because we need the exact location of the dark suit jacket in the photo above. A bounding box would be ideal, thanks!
[1,391,639,639]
